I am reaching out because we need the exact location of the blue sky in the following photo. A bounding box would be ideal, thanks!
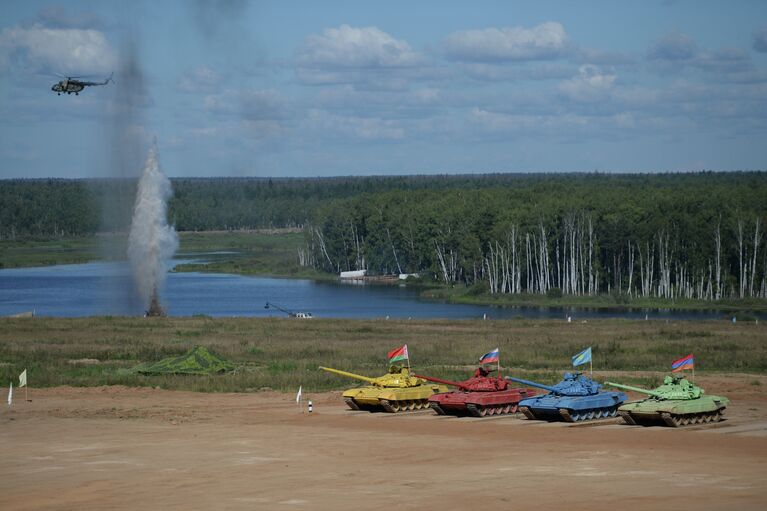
[1,0,766,178]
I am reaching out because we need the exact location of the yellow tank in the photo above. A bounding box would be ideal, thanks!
[320,365,448,412]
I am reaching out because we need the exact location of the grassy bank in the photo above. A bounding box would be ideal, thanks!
[172,230,326,279]
[0,237,106,268]
[423,286,767,314]
[0,230,321,278]
[0,317,764,393]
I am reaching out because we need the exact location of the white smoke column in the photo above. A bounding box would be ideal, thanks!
[127,144,178,310]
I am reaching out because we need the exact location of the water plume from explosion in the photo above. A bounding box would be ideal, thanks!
[128,144,178,316]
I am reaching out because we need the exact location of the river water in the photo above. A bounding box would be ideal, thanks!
[0,260,751,320]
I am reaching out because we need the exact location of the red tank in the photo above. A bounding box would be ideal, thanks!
[413,367,536,417]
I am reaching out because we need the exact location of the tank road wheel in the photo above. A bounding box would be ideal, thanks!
[478,406,488,417]
[609,407,619,418]
[711,411,722,423]
[380,400,398,413]
[501,404,511,415]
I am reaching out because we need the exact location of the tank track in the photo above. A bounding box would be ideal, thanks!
[430,403,446,415]
[559,406,620,423]
[519,406,537,420]
[344,398,361,411]
[379,398,430,413]
[660,409,725,427]
[465,403,518,417]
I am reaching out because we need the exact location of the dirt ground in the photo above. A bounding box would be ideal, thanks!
[1,375,766,511]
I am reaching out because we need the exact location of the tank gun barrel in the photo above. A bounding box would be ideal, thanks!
[604,381,664,398]
[412,374,468,390]
[505,376,559,393]
[319,366,378,384]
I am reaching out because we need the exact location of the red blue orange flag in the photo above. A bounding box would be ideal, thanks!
[671,353,694,372]
[479,348,500,364]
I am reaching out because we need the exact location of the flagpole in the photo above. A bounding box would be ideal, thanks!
[590,358,593,378]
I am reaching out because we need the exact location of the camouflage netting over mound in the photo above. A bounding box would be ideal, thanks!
[134,346,234,375]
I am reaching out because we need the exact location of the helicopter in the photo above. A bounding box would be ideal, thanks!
[51,72,113,95]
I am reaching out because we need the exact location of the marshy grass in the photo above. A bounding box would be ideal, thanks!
[0,317,764,393]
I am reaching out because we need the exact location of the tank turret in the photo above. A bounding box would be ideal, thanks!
[506,372,601,396]
[414,367,508,392]
[605,375,728,427]
[413,367,532,417]
[319,365,422,388]
[605,375,702,400]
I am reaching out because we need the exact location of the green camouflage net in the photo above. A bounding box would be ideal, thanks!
[133,346,234,375]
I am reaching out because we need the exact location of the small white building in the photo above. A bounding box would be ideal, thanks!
[340,270,367,279]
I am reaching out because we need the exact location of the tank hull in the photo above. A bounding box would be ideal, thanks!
[428,388,536,417]
[617,395,730,427]
[342,384,448,413]
[517,391,627,422]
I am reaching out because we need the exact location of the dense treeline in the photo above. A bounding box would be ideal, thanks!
[301,173,767,300]
[2,175,542,236]
[2,172,767,299]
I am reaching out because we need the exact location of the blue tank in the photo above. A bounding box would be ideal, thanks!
[505,372,627,422]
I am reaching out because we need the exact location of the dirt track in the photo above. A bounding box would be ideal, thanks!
[1,377,766,511]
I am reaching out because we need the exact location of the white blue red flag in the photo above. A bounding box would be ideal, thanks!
[479,348,500,364]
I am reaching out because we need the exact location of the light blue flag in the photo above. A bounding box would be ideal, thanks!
[572,347,592,367]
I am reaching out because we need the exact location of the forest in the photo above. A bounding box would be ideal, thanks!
[1,172,766,301]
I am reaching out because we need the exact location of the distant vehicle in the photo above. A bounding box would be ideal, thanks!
[51,72,113,95]
[264,301,313,318]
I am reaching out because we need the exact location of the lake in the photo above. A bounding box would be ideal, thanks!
[0,260,751,320]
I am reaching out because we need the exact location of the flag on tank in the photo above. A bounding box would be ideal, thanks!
[479,348,500,364]
[671,354,694,372]
[387,345,409,364]
[572,347,592,367]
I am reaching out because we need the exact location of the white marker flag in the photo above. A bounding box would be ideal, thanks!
[19,369,27,388]
[7,382,12,406]
[295,385,302,403]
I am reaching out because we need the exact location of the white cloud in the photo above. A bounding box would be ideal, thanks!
[0,23,116,74]
[304,110,405,140]
[443,22,569,62]
[204,88,289,120]
[298,25,420,68]
[647,32,751,74]
[558,65,617,102]
[178,66,220,94]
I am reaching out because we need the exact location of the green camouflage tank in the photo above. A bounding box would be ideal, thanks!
[605,375,730,427]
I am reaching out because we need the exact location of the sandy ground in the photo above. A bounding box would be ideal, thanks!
[1,375,766,511]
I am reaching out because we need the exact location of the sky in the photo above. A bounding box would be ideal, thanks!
[1,0,766,178]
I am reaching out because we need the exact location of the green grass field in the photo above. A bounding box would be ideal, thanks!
[0,317,763,393]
